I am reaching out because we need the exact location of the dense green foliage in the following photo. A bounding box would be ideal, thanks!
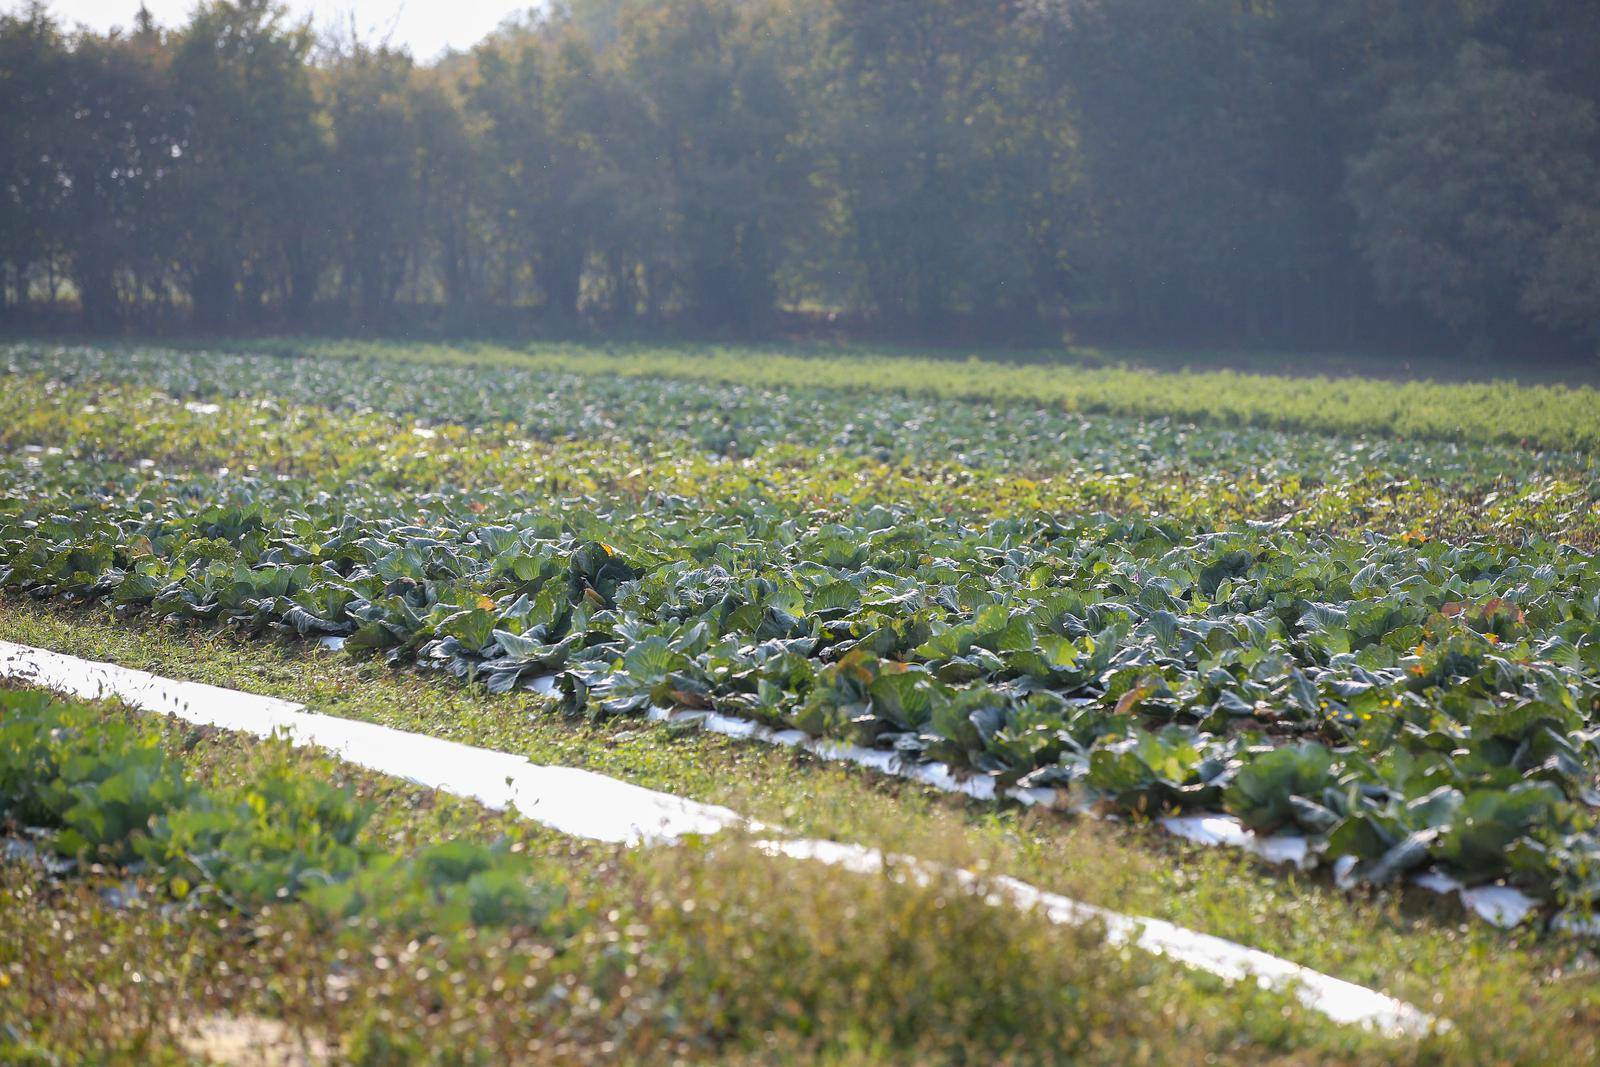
[0,687,565,930]
[4,341,1598,921]
[9,689,1370,1064]
[21,600,1600,1065]
[18,339,1600,464]
[282,337,1600,454]
[4,0,1599,354]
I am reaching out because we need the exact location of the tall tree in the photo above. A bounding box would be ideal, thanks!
[411,62,481,315]
[1052,0,1321,342]
[0,4,69,311]
[53,24,182,328]
[325,44,424,324]
[168,0,326,327]
[469,17,614,317]
[1346,43,1599,349]
[611,0,809,330]
[820,0,1073,331]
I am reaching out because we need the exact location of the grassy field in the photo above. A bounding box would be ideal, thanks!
[2,338,1599,1062]
[15,338,1600,451]
[12,682,1362,1064]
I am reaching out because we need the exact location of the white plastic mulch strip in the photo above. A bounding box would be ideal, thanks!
[521,668,1060,806]
[0,641,1440,1038]
[1404,870,1539,928]
[638,700,1056,804]
[1161,813,1313,868]
[0,642,741,845]
[278,648,1555,932]
[590,676,1546,933]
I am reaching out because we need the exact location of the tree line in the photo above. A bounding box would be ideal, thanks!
[2,0,1597,357]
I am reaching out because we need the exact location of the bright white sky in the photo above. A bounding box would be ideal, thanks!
[27,1,540,60]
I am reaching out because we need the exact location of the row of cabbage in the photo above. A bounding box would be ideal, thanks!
[8,342,1591,484]
[4,454,1598,914]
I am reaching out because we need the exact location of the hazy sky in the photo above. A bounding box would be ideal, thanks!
[27,1,540,59]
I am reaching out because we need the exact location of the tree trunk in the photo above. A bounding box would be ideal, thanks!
[543,241,584,320]
[190,260,237,330]
[76,262,120,332]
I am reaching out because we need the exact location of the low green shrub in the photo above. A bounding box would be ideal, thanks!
[0,688,562,933]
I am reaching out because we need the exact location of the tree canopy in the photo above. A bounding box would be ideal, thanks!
[1,0,1596,357]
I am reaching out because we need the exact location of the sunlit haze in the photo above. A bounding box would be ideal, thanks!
[23,0,540,59]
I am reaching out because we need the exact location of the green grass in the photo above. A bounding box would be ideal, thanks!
[5,347,1597,895]
[5,599,1600,1063]
[11,370,1591,546]
[0,683,1390,1065]
[5,336,1600,1061]
[265,336,1600,453]
[1079,343,1600,388]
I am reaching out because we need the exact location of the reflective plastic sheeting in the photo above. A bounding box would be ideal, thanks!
[0,640,1444,1038]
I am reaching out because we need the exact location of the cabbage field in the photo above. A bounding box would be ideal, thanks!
[3,339,1599,1062]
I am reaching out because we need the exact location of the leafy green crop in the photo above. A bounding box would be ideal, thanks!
[0,690,191,859]
[71,337,1600,454]
[1223,742,1339,833]
[3,340,1599,916]
[0,688,564,932]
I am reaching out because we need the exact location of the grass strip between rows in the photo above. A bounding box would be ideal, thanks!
[279,337,1600,454]
[5,602,1600,1064]
[0,638,1447,1040]
[0,683,1401,1064]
